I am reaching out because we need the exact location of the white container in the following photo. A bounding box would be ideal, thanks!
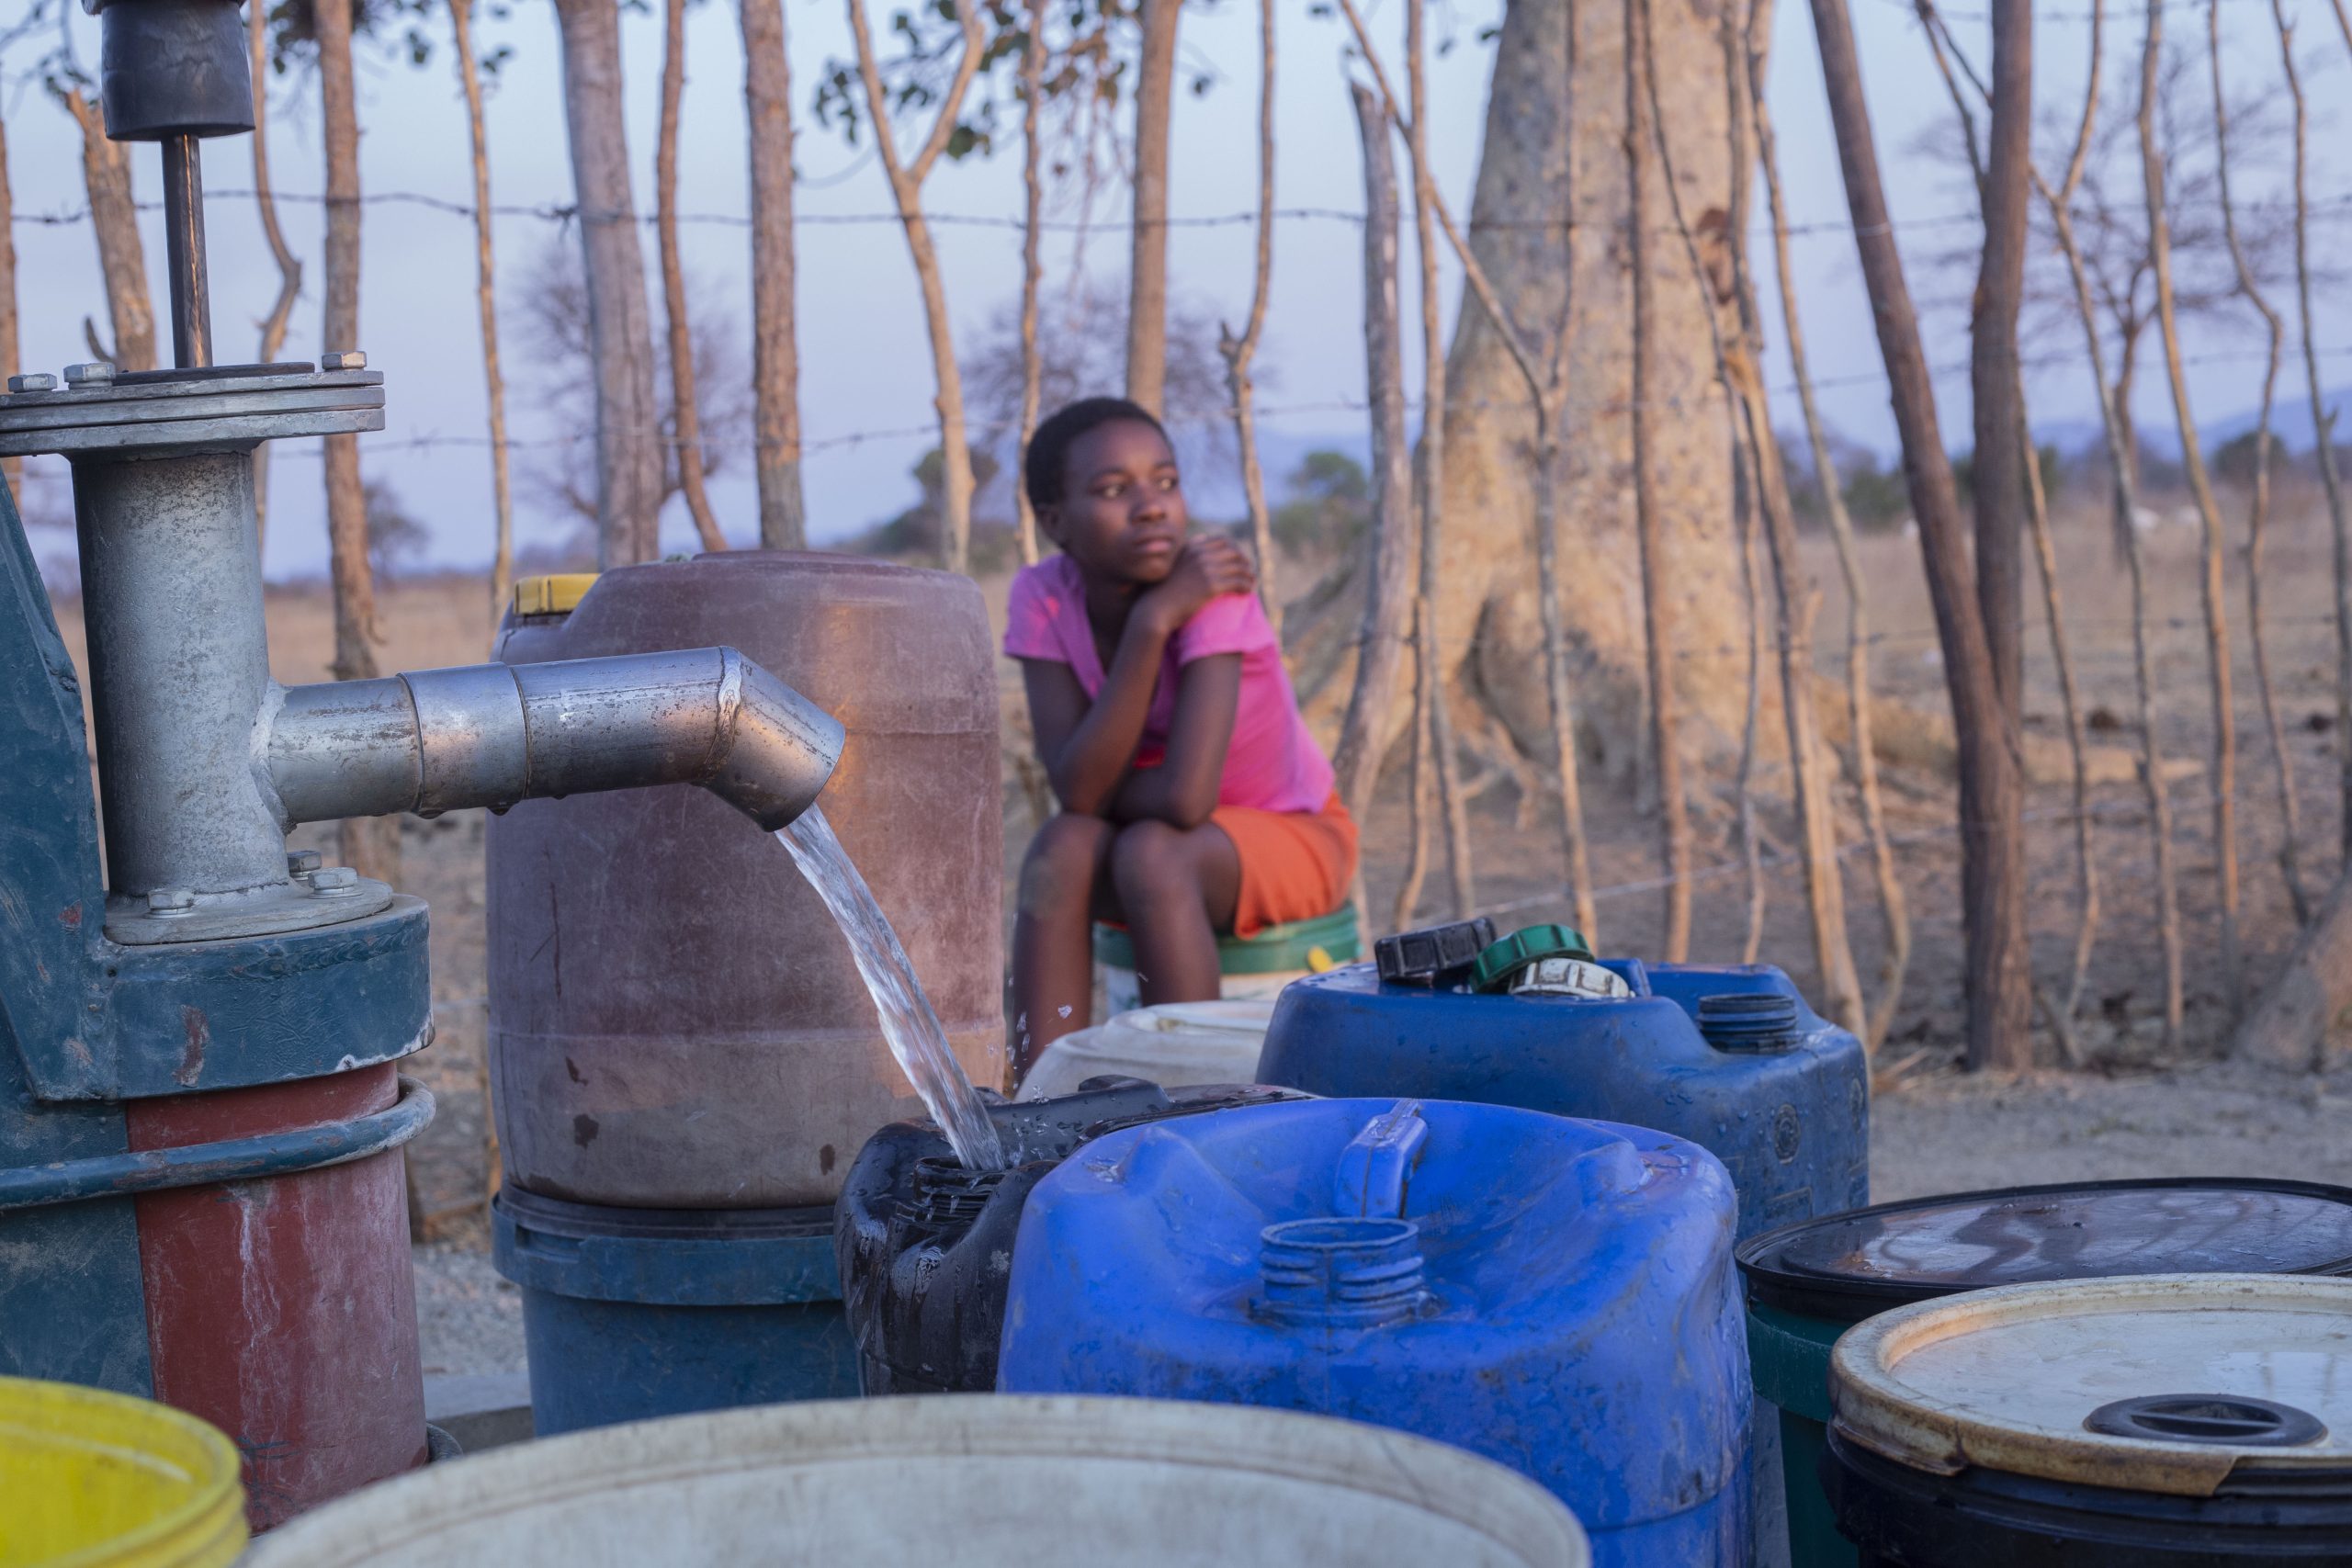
[241,1394,1587,1568]
[1020,1000,1278,1100]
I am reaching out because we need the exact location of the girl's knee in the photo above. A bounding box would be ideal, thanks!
[1018,814,1114,914]
[1110,819,1194,900]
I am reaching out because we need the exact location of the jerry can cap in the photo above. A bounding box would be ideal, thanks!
[1471,923,1596,993]
[513,572,600,617]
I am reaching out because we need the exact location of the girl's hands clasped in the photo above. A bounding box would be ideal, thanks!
[1141,536,1258,634]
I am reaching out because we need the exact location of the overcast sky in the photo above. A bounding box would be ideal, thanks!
[6,0,2346,578]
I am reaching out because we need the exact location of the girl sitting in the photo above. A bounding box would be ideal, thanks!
[1005,397,1356,1076]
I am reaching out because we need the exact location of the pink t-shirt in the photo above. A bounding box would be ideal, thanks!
[1003,554,1335,816]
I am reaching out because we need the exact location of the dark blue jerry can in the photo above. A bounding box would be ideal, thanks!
[1256,961,1868,1238]
[996,1097,1752,1567]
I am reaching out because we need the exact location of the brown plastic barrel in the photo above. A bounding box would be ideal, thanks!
[486,552,1004,1208]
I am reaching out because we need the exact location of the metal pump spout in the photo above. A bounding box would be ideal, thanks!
[266,647,846,834]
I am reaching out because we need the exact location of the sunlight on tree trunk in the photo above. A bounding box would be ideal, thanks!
[1807,0,2027,1069]
[2022,0,2183,1048]
[2210,0,2304,925]
[318,0,398,888]
[449,0,514,631]
[1392,0,1474,927]
[845,0,984,574]
[1625,0,1692,961]
[1331,81,1419,849]
[2138,0,2241,1020]
[659,0,727,555]
[1125,0,1179,415]
[552,0,664,566]
[60,87,154,372]
[1218,0,1277,632]
[1331,0,1595,940]
[248,2,300,554]
[1750,25,1908,1047]
[1648,0,1861,1029]
[741,0,807,550]
[1015,0,1046,569]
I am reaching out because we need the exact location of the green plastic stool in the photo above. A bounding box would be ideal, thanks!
[1092,908,1362,1016]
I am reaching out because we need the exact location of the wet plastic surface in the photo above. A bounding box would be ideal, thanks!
[996,1096,1752,1568]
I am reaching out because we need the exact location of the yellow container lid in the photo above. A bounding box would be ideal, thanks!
[0,1374,248,1567]
[512,573,600,617]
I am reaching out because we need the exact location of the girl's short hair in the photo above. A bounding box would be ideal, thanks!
[1023,397,1171,513]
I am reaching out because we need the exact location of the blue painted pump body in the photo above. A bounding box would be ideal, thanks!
[996,1098,1753,1567]
[492,1188,859,1437]
[1256,961,1869,1238]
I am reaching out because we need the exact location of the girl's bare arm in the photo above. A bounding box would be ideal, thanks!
[1109,653,1240,829]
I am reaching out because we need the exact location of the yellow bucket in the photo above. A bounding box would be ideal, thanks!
[0,1376,246,1568]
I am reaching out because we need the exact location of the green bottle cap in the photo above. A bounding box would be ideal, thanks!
[1471,923,1598,993]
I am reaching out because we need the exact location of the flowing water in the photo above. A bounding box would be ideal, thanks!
[776,807,1007,1172]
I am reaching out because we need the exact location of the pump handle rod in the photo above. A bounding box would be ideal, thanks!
[161,134,211,369]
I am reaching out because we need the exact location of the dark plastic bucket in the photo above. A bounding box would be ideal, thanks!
[1823,1422,2352,1565]
[835,1080,1304,1394]
[492,1187,858,1436]
[1738,1178,2352,1568]
[1824,1274,2352,1565]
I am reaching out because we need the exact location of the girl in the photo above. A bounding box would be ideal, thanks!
[1006,397,1356,1077]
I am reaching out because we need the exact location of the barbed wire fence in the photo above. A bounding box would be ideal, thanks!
[12,140,2352,1066]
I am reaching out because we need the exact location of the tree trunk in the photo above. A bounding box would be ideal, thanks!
[317,0,398,887]
[1404,0,1473,921]
[659,0,726,554]
[1015,0,1047,568]
[552,0,664,567]
[61,88,155,372]
[1331,0,1598,939]
[1623,0,1691,960]
[250,0,302,553]
[1647,0,1861,1029]
[1330,82,1419,836]
[741,0,807,550]
[1973,0,2030,734]
[1218,0,1277,629]
[1419,0,1747,796]
[2270,0,2352,860]
[1808,0,2028,1069]
[1753,34,1908,1047]
[846,0,984,575]
[2231,867,2351,1071]
[2211,0,2303,923]
[1125,0,1180,414]
[450,0,514,629]
[2138,0,2240,1019]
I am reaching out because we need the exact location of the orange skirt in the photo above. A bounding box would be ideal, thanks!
[1212,792,1359,940]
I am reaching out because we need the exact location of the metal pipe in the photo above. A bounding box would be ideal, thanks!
[161,134,211,369]
[77,448,286,899]
[266,647,844,833]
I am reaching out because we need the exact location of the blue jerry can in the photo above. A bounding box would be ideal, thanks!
[996,1097,1752,1567]
[1256,960,1868,1239]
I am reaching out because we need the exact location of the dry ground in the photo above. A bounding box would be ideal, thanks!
[40,490,2352,1368]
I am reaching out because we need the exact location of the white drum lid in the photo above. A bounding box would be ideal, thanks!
[1831,1273,2352,1496]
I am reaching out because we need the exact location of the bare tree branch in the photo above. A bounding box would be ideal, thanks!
[2211,0,2305,924]
[1218,0,1278,629]
[449,0,514,628]
[659,0,726,554]
[848,0,985,573]
[249,0,301,552]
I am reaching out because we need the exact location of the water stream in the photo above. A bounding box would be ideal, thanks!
[776,807,1007,1172]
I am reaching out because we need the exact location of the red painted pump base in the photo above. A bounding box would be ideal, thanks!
[126,1063,429,1530]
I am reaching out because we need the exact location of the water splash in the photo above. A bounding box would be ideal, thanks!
[776,807,1006,1171]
